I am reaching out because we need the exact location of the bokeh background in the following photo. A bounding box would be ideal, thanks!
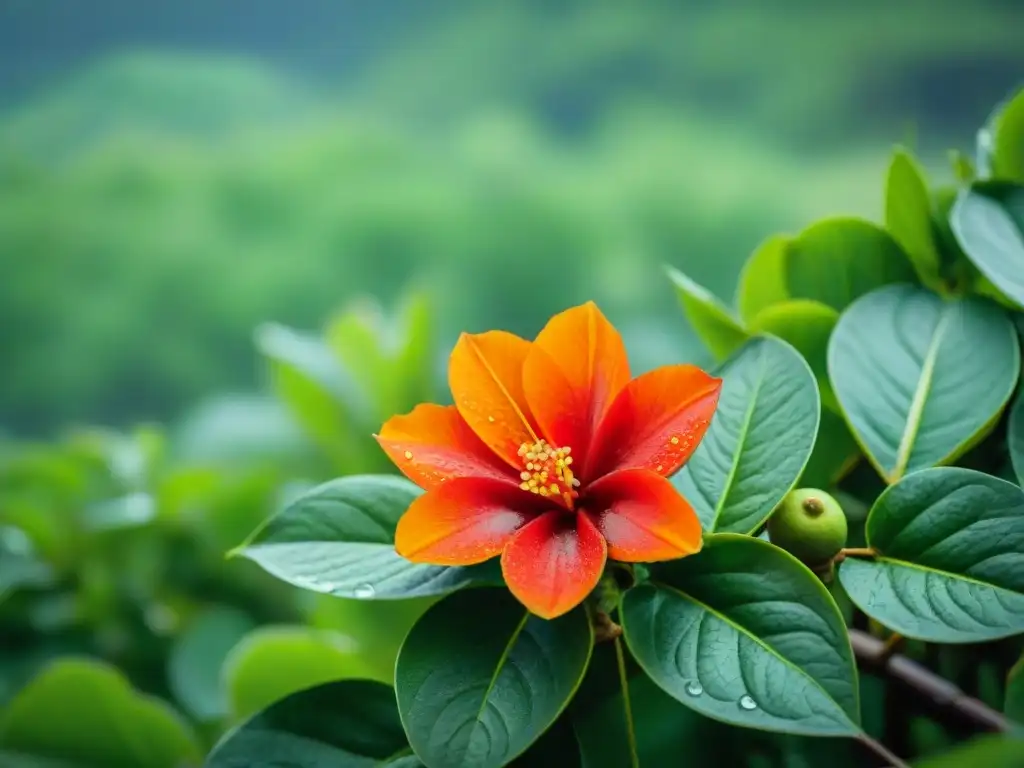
[1,2,1023,765]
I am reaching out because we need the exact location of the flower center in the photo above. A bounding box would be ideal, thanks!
[517,439,580,507]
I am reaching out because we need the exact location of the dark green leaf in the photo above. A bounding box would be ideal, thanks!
[0,659,200,768]
[748,299,838,411]
[667,267,750,361]
[885,148,943,288]
[237,475,500,599]
[1011,392,1024,488]
[837,467,1024,643]
[913,734,1024,767]
[224,625,387,721]
[168,606,256,722]
[799,409,860,488]
[1007,653,1024,725]
[395,588,592,768]
[952,182,1024,307]
[828,284,1019,482]
[673,336,819,533]
[621,534,860,736]
[206,679,418,767]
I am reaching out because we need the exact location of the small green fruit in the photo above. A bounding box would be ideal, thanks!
[767,488,847,566]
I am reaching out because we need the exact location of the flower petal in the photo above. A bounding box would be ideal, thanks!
[449,330,541,467]
[376,404,514,490]
[523,302,631,466]
[588,364,722,478]
[395,478,543,565]
[501,510,607,619]
[584,469,702,561]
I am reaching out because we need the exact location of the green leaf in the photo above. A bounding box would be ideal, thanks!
[395,588,593,768]
[1008,653,1024,725]
[993,87,1024,183]
[737,234,790,322]
[837,467,1024,643]
[952,181,1024,308]
[672,336,819,534]
[748,299,839,411]
[620,534,860,737]
[913,735,1024,768]
[827,284,1019,482]
[0,659,200,768]
[167,606,256,722]
[207,679,419,767]
[224,625,387,721]
[1011,392,1024,488]
[885,148,943,288]
[799,409,860,488]
[236,475,500,599]
[667,266,750,361]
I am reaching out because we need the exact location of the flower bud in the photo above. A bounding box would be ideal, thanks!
[767,488,848,567]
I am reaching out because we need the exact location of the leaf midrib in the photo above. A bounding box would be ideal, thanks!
[869,554,1024,598]
[650,580,859,728]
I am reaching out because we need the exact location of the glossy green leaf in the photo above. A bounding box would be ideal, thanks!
[1008,654,1024,724]
[828,284,1019,482]
[621,534,859,736]
[737,234,790,322]
[993,87,1024,183]
[952,182,1024,308]
[224,625,386,721]
[837,468,1024,643]
[236,475,500,599]
[1011,392,1024,487]
[667,266,749,360]
[0,659,200,768]
[885,148,943,287]
[207,679,419,767]
[167,606,256,722]
[914,734,1024,768]
[748,299,839,411]
[672,336,819,533]
[396,588,593,768]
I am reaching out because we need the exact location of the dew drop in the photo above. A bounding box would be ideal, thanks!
[353,583,376,599]
[738,695,758,711]
[685,681,703,697]
[404,451,413,460]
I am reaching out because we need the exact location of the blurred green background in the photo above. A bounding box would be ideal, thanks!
[1,1,1023,765]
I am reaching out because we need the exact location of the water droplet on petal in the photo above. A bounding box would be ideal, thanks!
[738,695,758,711]
[354,583,376,599]
[685,681,703,697]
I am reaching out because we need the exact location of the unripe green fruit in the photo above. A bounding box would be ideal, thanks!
[767,488,847,566]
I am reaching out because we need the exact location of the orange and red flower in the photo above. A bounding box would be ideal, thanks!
[376,302,722,619]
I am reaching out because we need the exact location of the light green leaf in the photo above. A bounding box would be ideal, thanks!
[737,234,790,323]
[885,148,943,288]
[1008,653,1024,725]
[672,336,819,533]
[1011,392,1024,488]
[952,181,1024,307]
[621,534,859,737]
[748,299,838,411]
[837,467,1024,643]
[207,679,419,767]
[236,475,500,599]
[224,625,385,721]
[827,284,1019,482]
[395,588,592,768]
[0,659,200,768]
[167,606,255,722]
[667,266,750,361]
[993,87,1024,183]
[913,734,1024,767]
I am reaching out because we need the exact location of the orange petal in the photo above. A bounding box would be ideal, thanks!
[501,510,607,619]
[588,364,721,479]
[395,478,544,565]
[449,331,541,468]
[523,302,631,466]
[376,404,514,490]
[584,469,702,562]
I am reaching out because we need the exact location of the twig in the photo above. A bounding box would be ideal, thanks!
[838,547,876,560]
[857,732,910,767]
[850,629,1009,733]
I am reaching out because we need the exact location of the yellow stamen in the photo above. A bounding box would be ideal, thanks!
[515,438,579,507]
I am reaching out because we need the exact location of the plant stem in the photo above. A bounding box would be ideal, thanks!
[614,636,640,768]
[856,732,910,767]
[839,547,876,559]
[850,629,1009,732]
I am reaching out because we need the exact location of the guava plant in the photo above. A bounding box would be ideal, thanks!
[208,88,1024,768]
